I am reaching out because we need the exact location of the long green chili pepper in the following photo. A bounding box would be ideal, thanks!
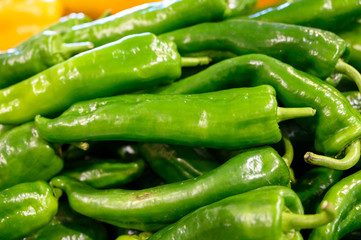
[0,33,202,125]
[292,167,343,214]
[50,146,290,231]
[309,170,361,239]
[338,21,361,73]
[0,122,63,191]
[159,19,350,80]
[62,0,228,47]
[154,54,361,168]
[0,181,59,240]
[0,13,92,89]
[246,0,361,32]
[24,201,108,240]
[35,86,315,149]
[139,143,220,183]
[62,158,145,188]
[150,186,335,240]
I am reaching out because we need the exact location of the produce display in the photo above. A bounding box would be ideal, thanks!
[4,0,361,239]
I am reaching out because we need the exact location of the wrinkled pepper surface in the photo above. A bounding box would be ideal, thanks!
[35,86,315,149]
[0,181,58,240]
[0,33,181,125]
[50,146,290,231]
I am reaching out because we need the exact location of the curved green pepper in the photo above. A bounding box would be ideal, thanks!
[150,186,335,240]
[0,33,182,125]
[309,170,361,239]
[62,158,145,188]
[35,85,315,149]
[247,0,361,32]
[0,181,59,240]
[139,143,220,183]
[63,0,227,47]
[0,13,92,89]
[50,146,290,231]
[24,201,107,240]
[159,19,350,80]
[0,122,63,191]
[155,54,361,163]
[292,167,343,214]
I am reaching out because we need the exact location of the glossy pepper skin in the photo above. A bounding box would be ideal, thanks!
[62,0,227,47]
[224,0,257,18]
[156,54,361,156]
[0,122,63,191]
[160,19,349,79]
[0,13,92,89]
[343,91,361,113]
[0,33,181,125]
[24,201,107,240]
[139,143,220,183]
[247,0,361,32]
[292,167,343,214]
[35,85,313,149]
[150,186,304,240]
[50,146,290,231]
[338,23,361,73]
[309,170,361,239]
[0,181,58,240]
[62,158,145,188]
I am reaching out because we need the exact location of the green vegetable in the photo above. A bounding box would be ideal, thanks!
[62,158,145,188]
[309,170,361,239]
[0,181,59,240]
[150,186,335,240]
[247,0,361,32]
[50,146,290,231]
[139,143,220,183]
[0,122,63,191]
[24,201,107,240]
[35,86,315,149]
[292,167,343,214]
[155,54,361,167]
[160,19,350,80]
[0,13,92,89]
[63,0,227,47]
[0,33,185,125]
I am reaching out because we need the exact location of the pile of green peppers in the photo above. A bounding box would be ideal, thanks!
[4,0,361,239]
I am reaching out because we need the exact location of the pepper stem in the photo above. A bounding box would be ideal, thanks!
[282,201,335,231]
[181,57,212,67]
[304,139,361,170]
[281,129,296,183]
[277,107,316,123]
[70,142,90,151]
[335,59,361,92]
[61,42,94,58]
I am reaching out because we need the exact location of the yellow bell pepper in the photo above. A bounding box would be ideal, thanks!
[0,0,63,51]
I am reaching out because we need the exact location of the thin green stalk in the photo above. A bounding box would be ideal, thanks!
[335,59,361,93]
[181,57,212,67]
[277,107,316,123]
[304,139,361,170]
[282,201,335,231]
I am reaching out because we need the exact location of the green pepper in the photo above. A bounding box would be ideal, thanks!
[292,167,343,214]
[159,19,350,80]
[139,143,220,183]
[0,33,187,125]
[309,170,361,239]
[223,0,257,18]
[35,85,315,149]
[343,91,361,113]
[62,158,145,188]
[155,54,361,169]
[24,201,107,240]
[338,22,361,73]
[0,122,63,191]
[117,233,152,240]
[0,181,59,240]
[50,146,290,231]
[0,13,93,89]
[0,124,13,136]
[246,0,361,32]
[150,186,335,240]
[63,0,227,47]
